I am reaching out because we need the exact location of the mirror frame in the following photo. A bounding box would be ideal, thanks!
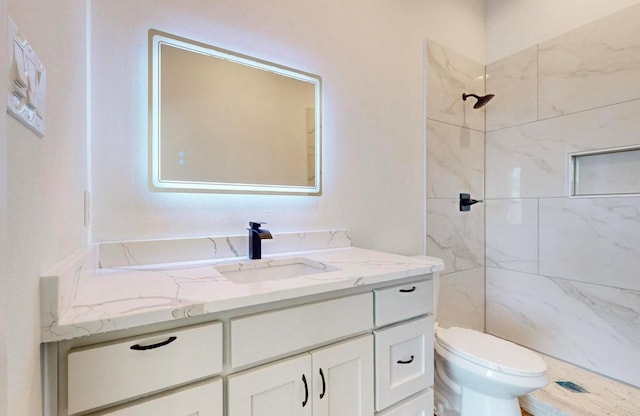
[149,29,322,195]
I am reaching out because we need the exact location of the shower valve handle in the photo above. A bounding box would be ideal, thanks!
[460,193,483,212]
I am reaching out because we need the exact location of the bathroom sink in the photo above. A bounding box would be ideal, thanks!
[215,257,338,284]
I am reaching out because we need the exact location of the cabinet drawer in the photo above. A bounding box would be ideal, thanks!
[231,293,373,369]
[68,321,222,415]
[376,390,433,416]
[374,279,432,327]
[374,316,433,411]
[90,378,223,416]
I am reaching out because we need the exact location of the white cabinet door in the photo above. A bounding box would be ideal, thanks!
[312,334,374,416]
[228,354,313,416]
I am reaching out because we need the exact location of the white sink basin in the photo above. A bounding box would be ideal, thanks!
[215,257,338,284]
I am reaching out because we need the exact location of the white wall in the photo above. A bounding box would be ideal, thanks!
[0,0,8,413]
[486,0,640,62]
[90,0,485,256]
[5,1,88,415]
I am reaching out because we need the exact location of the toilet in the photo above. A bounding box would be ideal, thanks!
[423,263,549,416]
[434,326,548,416]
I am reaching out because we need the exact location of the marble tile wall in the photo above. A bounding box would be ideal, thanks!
[426,40,486,132]
[486,46,538,132]
[538,8,640,119]
[485,4,640,388]
[425,40,485,331]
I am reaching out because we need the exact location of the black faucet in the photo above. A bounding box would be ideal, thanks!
[247,222,273,260]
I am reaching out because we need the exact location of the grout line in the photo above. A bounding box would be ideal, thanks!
[86,0,93,245]
[485,96,640,133]
[483,62,488,332]
[425,117,485,133]
[536,43,540,122]
[485,264,638,293]
[423,39,428,256]
[537,197,540,276]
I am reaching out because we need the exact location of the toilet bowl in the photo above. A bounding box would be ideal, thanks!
[409,259,549,416]
[434,326,548,416]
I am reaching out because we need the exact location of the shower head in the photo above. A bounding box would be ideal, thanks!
[462,93,495,109]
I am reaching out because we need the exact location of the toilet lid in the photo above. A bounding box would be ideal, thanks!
[436,327,547,376]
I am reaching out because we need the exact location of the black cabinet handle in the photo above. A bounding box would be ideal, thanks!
[319,368,326,399]
[302,374,309,407]
[130,336,177,351]
[397,355,415,364]
[399,286,416,293]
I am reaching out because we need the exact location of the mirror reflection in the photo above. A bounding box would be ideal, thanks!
[150,30,322,194]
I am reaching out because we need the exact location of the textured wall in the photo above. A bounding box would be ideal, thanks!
[5,2,88,415]
[485,4,640,387]
[0,1,8,414]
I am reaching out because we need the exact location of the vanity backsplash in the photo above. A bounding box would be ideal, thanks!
[98,229,352,268]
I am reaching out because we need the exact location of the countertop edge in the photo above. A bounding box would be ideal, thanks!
[41,247,444,343]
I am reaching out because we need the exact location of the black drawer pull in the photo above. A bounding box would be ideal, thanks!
[302,374,309,407]
[399,286,416,293]
[397,355,415,364]
[130,336,177,351]
[319,368,326,399]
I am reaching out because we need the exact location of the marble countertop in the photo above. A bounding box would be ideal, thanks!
[40,245,443,343]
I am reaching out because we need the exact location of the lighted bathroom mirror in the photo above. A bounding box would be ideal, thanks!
[149,30,321,194]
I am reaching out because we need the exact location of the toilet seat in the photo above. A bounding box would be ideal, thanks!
[436,327,547,377]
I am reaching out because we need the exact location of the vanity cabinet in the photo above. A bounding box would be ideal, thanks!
[46,276,434,416]
[228,335,373,416]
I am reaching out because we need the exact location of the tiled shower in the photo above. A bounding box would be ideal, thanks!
[426,4,640,388]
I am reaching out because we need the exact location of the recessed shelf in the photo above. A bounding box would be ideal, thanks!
[571,146,640,196]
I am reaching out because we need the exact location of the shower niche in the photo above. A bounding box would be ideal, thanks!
[571,146,640,196]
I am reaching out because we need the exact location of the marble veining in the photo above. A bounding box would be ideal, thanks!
[436,267,485,331]
[486,99,640,199]
[426,120,484,199]
[41,246,444,343]
[486,267,640,388]
[485,199,538,274]
[521,354,640,416]
[98,229,352,268]
[486,46,538,131]
[484,3,640,401]
[539,197,640,291]
[426,40,486,132]
[538,3,640,119]
[426,198,484,274]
